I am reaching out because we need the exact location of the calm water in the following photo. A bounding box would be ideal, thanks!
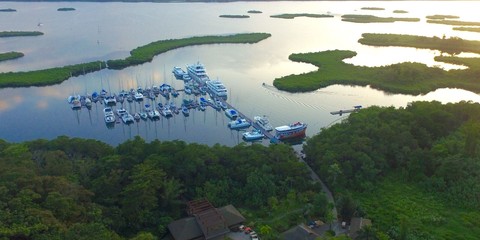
[1,1,480,146]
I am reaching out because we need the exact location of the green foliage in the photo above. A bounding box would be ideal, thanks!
[0,51,24,62]
[273,38,480,94]
[270,13,334,19]
[428,19,480,26]
[57,8,75,11]
[426,14,460,20]
[0,31,43,37]
[219,15,250,18]
[361,7,385,10]
[248,10,262,14]
[0,136,317,238]
[305,101,480,239]
[106,33,271,70]
[341,15,419,23]
[393,10,408,14]
[453,27,480,33]
[0,8,16,12]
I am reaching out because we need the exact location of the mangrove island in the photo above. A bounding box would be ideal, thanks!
[57,7,76,11]
[0,52,24,62]
[219,15,250,18]
[272,49,480,95]
[341,14,420,23]
[270,13,334,19]
[0,31,44,38]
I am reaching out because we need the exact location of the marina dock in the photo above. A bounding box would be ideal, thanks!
[219,99,280,144]
[330,106,362,116]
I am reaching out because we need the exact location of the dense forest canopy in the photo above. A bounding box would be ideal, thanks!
[304,101,480,239]
[0,136,323,239]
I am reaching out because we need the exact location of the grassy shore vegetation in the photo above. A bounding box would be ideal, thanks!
[0,136,326,239]
[341,14,420,23]
[359,33,480,54]
[393,10,408,14]
[0,8,16,12]
[453,27,480,33]
[427,19,480,26]
[219,14,250,18]
[0,33,270,88]
[270,13,334,19]
[361,7,385,11]
[426,14,460,20]
[57,7,76,11]
[0,52,24,62]
[272,49,480,95]
[304,101,480,239]
[0,61,106,88]
[0,31,43,37]
[107,33,271,70]
[247,10,262,14]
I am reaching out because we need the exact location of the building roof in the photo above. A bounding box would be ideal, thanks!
[168,204,246,240]
[280,224,320,240]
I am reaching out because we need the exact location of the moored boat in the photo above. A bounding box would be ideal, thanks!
[224,108,238,119]
[206,80,228,98]
[103,107,115,123]
[275,122,307,140]
[228,118,251,129]
[186,62,209,84]
[243,129,264,141]
[181,105,189,116]
[172,67,186,79]
[254,115,273,132]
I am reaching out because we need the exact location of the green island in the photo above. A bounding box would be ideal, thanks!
[426,14,460,20]
[273,49,480,95]
[361,7,385,11]
[359,33,480,54]
[57,7,76,11]
[304,101,480,239]
[219,14,250,18]
[0,31,44,38]
[270,13,334,19]
[453,27,480,33]
[0,33,271,88]
[393,10,408,14]
[0,51,24,62]
[341,14,420,23]
[427,19,480,26]
[0,136,325,239]
[0,8,16,12]
[247,10,262,14]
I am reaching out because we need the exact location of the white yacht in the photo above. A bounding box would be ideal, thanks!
[243,129,265,141]
[206,80,228,98]
[186,62,210,84]
[103,107,115,123]
[254,115,273,132]
[228,118,251,129]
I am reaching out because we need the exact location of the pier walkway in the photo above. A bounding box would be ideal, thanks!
[218,99,280,144]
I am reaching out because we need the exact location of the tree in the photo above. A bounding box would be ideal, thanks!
[355,225,378,240]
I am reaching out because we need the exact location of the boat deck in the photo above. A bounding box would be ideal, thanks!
[219,99,280,144]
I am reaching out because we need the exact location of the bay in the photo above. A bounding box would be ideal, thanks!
[1,1,480,146]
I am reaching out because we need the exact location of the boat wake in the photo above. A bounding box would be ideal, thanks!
[261,83,326,111]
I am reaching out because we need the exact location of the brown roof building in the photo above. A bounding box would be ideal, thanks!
[168,199,245,240]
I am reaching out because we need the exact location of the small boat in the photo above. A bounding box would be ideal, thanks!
[224,108,238,119]
[121,112,135,124]
[139,112,148,120]
[161,107,173,118]
[103,107,115,123]
[199,104,206,111]
[181,105,189,116]
[91,92,99,102]
[103,96,117,105]
[219,101,227,110]
[243,129,264,141]
[134,113,141,121]
[184,87,192,95]
[116,108,127,117]
[228,118,251,129]
[171,88,179,98]
[85,97,92,109]
[69,95,82,110]
[254,115,273,132]
[134,92,144,101]
[148,110,161,120]
[172,67,186,79]
[275,122,307,140]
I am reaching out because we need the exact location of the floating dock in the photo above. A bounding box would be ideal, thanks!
[330,105,362,116]
[219,99,280,144]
